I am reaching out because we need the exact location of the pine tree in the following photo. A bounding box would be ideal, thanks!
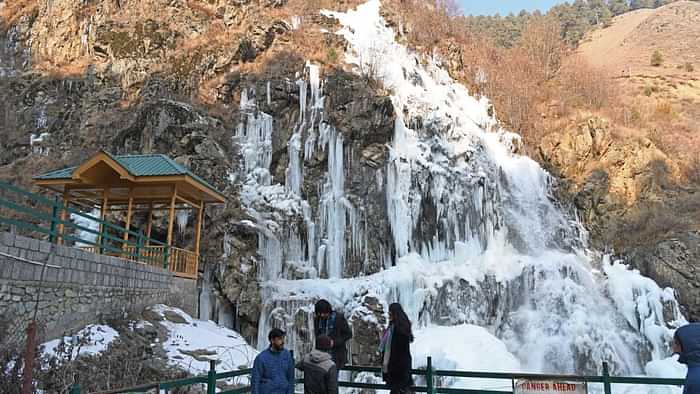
[589,0,613,26]
[607,0,630,16]
[630,0,655,10]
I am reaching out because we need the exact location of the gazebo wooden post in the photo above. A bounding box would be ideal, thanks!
[122,188,134,259]
[165,185,178,271]
[57,190,71,245]
[194,201,204,275]
[98,187,110,254]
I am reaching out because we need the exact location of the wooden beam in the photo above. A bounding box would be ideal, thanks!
[57,191,70,245]
[72,151,135,182]
[123,189,134,244]
[176,194,203,209]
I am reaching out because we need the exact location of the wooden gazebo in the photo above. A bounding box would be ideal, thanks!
[33,151,226,279]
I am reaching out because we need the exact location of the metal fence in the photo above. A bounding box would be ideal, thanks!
[67,358,686,394]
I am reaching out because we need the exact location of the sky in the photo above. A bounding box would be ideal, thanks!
[458,0,563,16]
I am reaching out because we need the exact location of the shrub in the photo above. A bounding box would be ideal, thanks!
[685,62,695,72]
[643,85,653,96]
[326,47,338,63]
[650,50,663,67]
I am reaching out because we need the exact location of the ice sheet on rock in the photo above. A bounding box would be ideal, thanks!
[604,257,687,360]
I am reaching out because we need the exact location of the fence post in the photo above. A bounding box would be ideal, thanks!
[426,356,434,394]
[49,196,59,244]
[602,362,612,394]
[207,359,216,394]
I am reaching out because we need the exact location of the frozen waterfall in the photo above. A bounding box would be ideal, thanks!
[228,0,687,389]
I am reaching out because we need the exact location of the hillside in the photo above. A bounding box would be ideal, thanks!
[579,1,700,76]
[536,1,700,321]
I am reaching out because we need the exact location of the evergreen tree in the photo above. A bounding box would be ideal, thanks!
[607,0,630,16]
[630,0,655,10]
[589,0,613,26]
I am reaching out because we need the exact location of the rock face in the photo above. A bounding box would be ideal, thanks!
[539,117,700,320]
[0,0,395,356]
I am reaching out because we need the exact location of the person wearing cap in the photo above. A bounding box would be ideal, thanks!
[673,322,700,394]
[252,328,295,394]
[314,299,352,369]
[296,335,339,394]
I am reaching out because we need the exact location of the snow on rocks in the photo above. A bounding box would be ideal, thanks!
[146,305,258,376]
[42,325,119,361]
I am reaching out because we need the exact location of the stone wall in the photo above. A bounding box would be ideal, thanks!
[0,232,193,344]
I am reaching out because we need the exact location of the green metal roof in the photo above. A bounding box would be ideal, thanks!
[34,153,225,198]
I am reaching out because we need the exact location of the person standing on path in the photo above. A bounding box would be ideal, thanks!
[251,328,295,394]
[379,303,414,394]
[313,299,352,369]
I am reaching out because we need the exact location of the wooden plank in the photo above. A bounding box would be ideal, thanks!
[176,194,203,209]
[72,152,135,181]
[122,189,134,244]
[57,191,70,245]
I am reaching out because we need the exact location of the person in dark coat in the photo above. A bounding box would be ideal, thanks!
[251,328,295,394]
[673,323,700,394]
[297,335,339,394]
[379,303,414,394]
[314,299,352,368]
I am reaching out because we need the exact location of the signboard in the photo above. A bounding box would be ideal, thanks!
[515,380,588,394]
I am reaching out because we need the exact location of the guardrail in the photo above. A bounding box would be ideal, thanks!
[0,181,170,269]
[66,357,686,394]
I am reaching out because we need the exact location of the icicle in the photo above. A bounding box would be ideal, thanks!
[297,79,307,123]
[285,132,303,195]
[267,81,271,106]
[176,210,189,236]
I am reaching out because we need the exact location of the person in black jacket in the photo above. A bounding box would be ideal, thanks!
[314,299,353,368]
[379,303,414,394]
[297,335,339,394]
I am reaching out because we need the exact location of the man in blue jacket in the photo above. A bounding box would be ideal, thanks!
[252,328,295,394]
[673,323,700,394]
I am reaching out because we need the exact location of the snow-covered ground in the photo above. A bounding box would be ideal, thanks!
[40,305,258,382]
[148,305,258,376]
[42,324,119,361]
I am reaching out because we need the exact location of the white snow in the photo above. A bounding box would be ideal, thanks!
[149,305,258,376]
[42,325,119,361]
[70,209,101,247]
[412,325,521,391]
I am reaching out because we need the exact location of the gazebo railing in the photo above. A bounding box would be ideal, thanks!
[0,181,197,278]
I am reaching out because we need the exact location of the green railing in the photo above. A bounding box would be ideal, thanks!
[67,357,686,394]
[0,180,170,268]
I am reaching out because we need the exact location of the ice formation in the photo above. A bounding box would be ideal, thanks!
[226,0,686,389]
